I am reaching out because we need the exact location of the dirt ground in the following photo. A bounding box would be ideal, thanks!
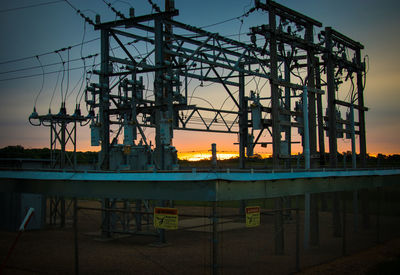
[1,200,400,274]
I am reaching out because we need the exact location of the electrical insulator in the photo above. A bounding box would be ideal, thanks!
[251,103,262,130]
[123,121,137,146]
[336,109,344,138]
[294,100,303,136]
[90,122,100,146]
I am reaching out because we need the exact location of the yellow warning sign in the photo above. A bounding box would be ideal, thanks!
[154,207,178,230]
[245,206,260,228]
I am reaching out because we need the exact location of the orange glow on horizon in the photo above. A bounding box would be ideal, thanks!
[177,151,273,161]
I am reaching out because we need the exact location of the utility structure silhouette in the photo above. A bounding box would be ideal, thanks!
[26,0,369,273]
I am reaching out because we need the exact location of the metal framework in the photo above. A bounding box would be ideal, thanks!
[29,104,87,169]
[11,1,375,273]
[83,0,367,173]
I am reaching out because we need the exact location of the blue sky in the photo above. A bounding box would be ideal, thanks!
[0,0,399,154]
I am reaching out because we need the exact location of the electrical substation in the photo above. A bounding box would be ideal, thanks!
[1,0,400,274]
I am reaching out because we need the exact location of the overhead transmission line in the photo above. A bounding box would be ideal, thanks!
[33,56,45,109]
[63,0,96,26]
[0,58,99,82]
[0,0,64,13]
[0,38,99,66]
[200,6,256,29]
[101,0,129,19]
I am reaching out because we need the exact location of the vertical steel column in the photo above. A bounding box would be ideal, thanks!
[211,143,217,169]
[154,16,169,242]
[100,30,112,241]
[325,27,338,168]
[154,17,164,170]
[73,121,77,170]
[284,60,291,168]
[50,123,54,167]
[269,6,281,169]
[239,64,247,169]
[306,24,321,247]
[302,87,310,170]
[350,106,356,168]
[326,27,341,237]
[356,45,369,229]
[99,29,110,170]
[305,25,317,168]
[315,58,326,167]
[61,120,66,168]
[356,49,367,168]
[154,17,173,170]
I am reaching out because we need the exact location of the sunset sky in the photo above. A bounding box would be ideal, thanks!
[0,0,399,157]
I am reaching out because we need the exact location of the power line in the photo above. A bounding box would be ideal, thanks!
[200,6,256,29]
[101,0,128,19]
[63,0,96,25]
[0,38,99,66]
[0,64,99,82]
[0,54,99,75]
[0,0,64,13]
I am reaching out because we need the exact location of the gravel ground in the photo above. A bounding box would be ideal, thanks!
[1,201,400,274]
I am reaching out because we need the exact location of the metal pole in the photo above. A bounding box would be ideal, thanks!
[315,60,326,167]
[325,27,338,168]
[61,120,66,168]
[99,28,110,170]
[239,63,247,169]
[284,60,291,168]
[303,87,310,170]
[305,24,317,169]
[356,49,367,167]
[350,105,356,169]
[74,121,77,170]
[269,6,281,169]
[211,143,217,169]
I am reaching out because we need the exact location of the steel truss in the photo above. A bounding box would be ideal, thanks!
[84,0,367,172]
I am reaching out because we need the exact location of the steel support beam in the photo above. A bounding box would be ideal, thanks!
[268,6,281,169]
